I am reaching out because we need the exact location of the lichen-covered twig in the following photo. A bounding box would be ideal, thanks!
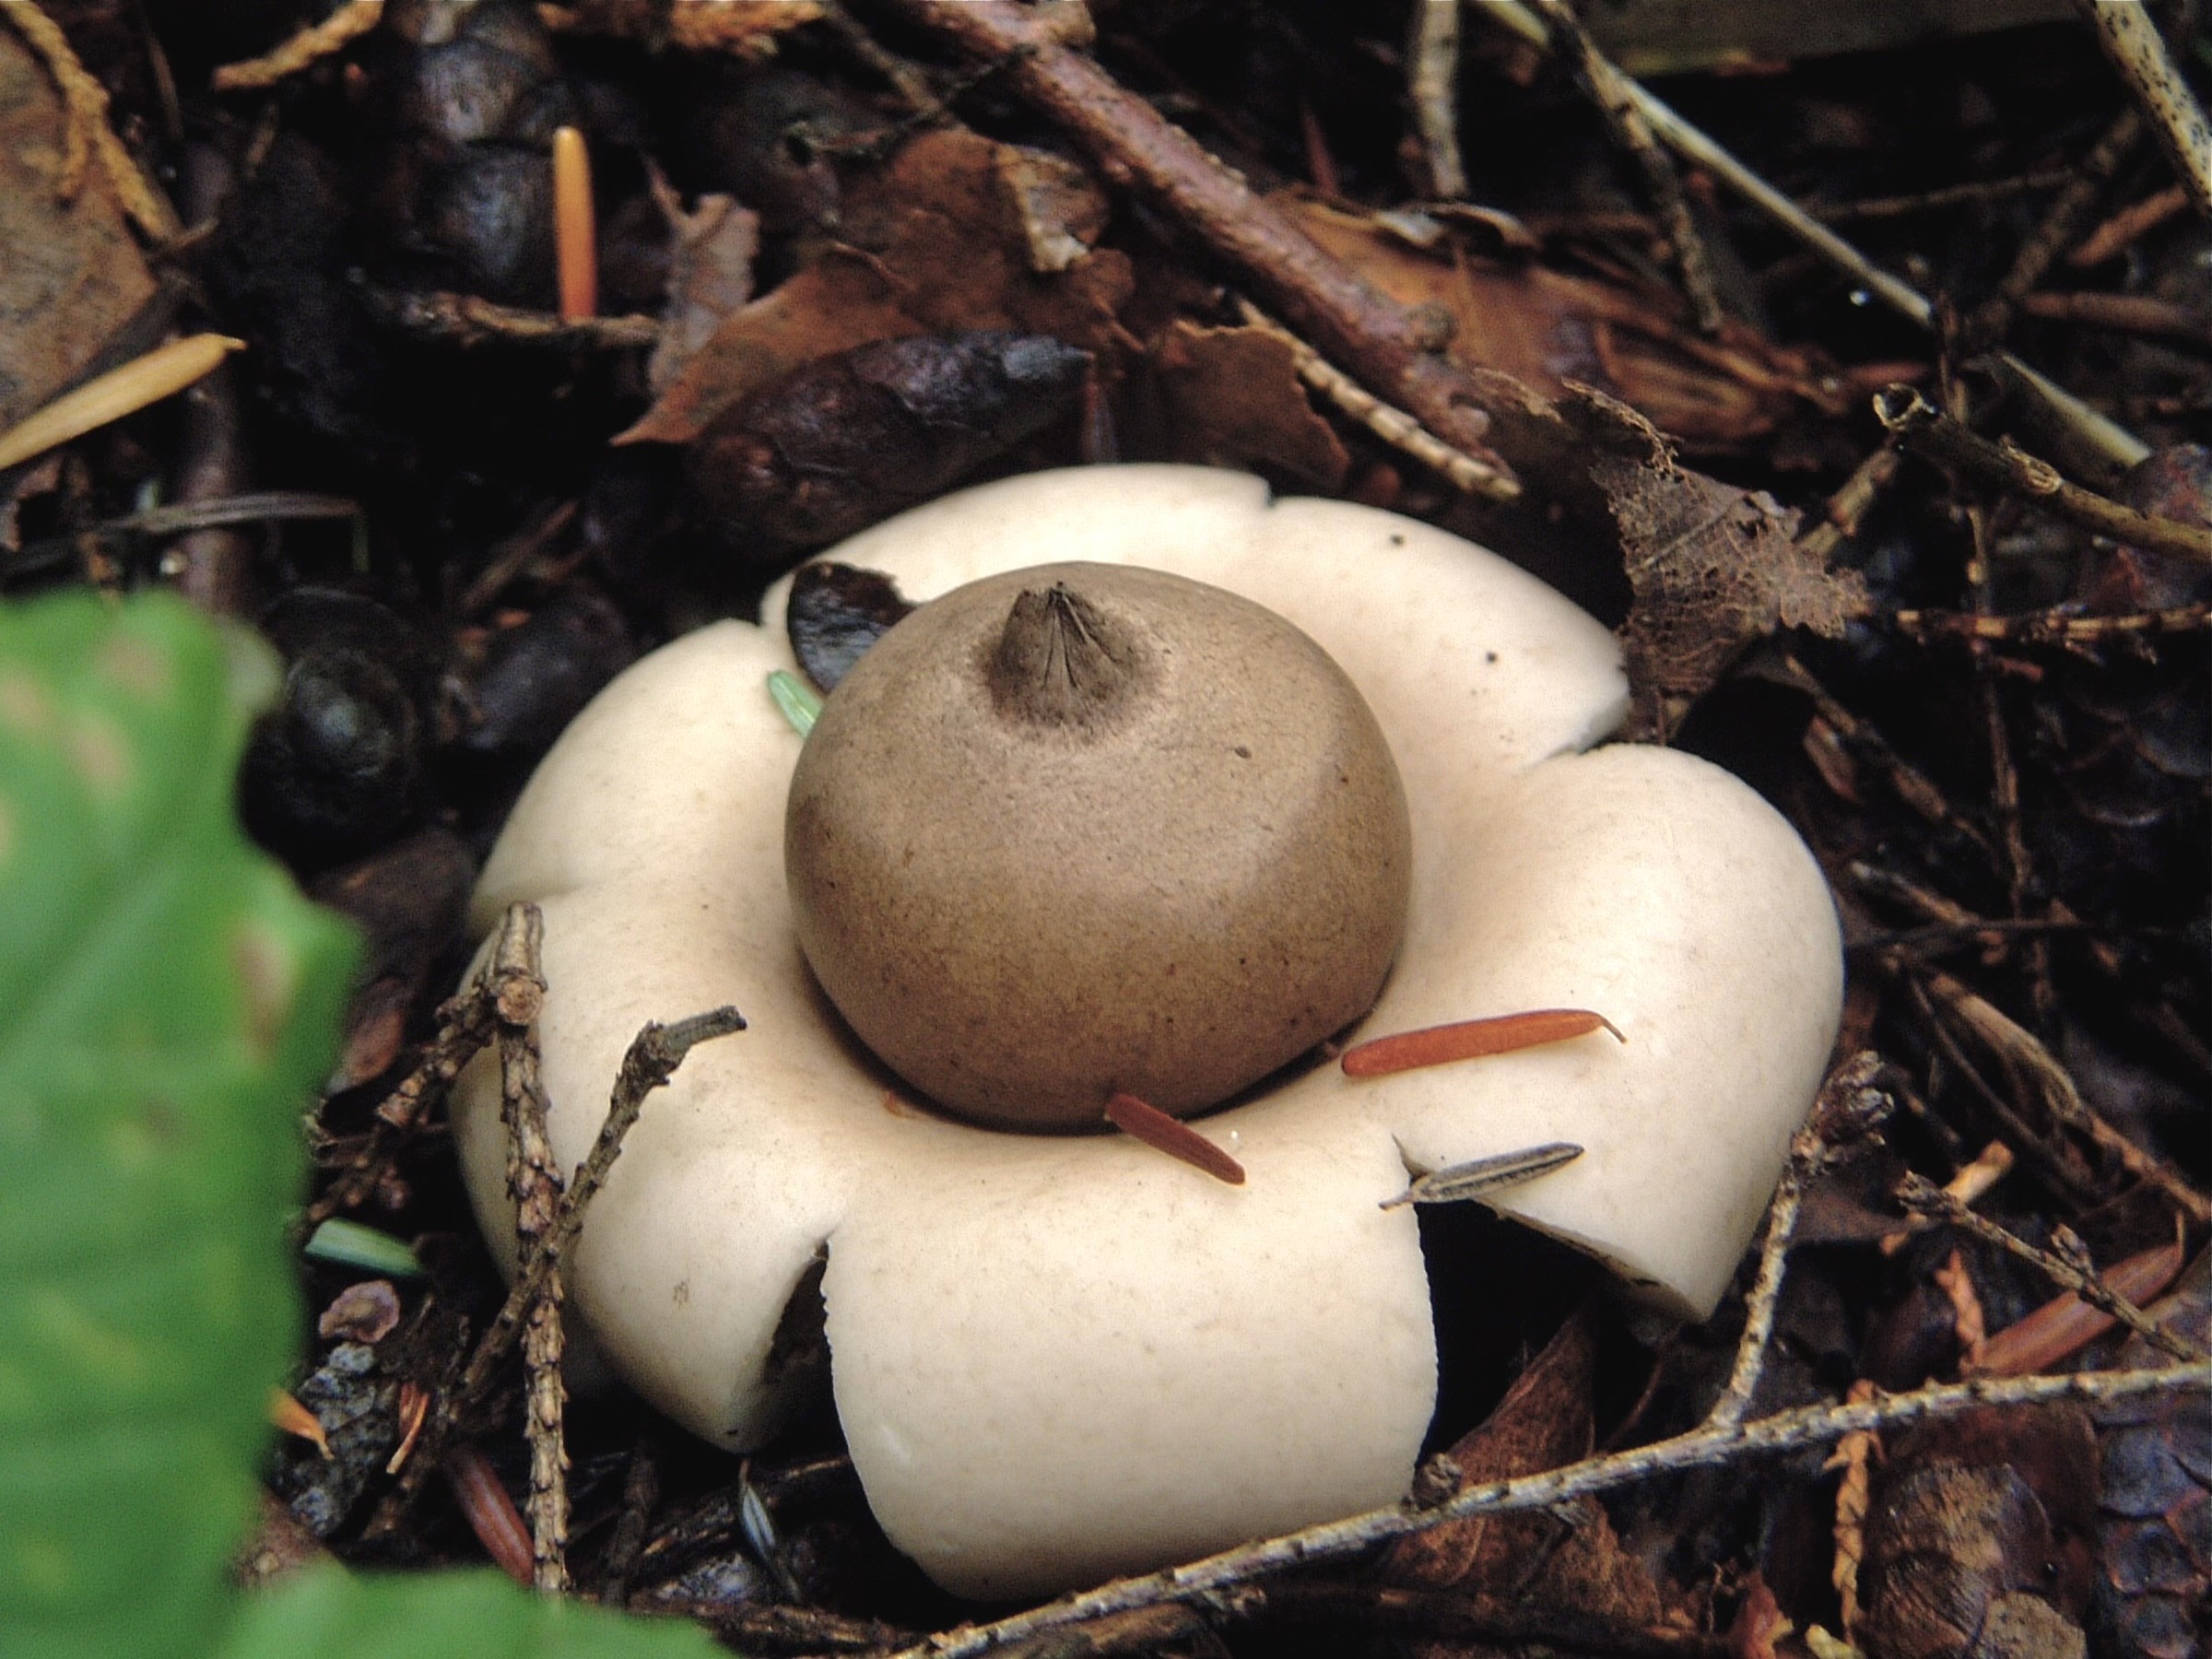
[1530,0,1723,334]
[210,0,384,91]
[2068,0,2212,216]
[1232,299,1514,499]
[1875,384,2212,565]
[3,0,180,238]
[1891,599,2212,645]
[488,906,572,1593]
[465,1004,748,1412]
[365,998,747,1539]
[885,1362,2210,1659]
[1406,0,1465,200]
[1709,1053,1894,1430]
[1894,1173,2203,1362]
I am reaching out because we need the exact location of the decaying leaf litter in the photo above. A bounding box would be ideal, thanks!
[0,0,2206,1654]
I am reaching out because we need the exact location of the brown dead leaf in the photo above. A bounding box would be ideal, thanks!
[626,129,1132,446]
[995,146,1110,275]
[1581,392,1868,733]
[1286,197,1835,449]
[1382,1307,1678,1648]
[1151,322,1347,488]
[1384,1310,1597,1592]
[0,25,156,432]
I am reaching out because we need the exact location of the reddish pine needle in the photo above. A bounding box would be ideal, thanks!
[1972,1240,2185,1377]
[1104,1092,1247,1185]
[385,1380,432,1476]
[446,1441,535,1586]
[1340,1008,1624,1078]
[551,125,597,323]
[268,1387,330,1456]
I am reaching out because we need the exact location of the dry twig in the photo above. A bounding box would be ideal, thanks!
[1915,966,2212,1226]
[1406,0,1465,200]
[210,0,383,91]
[1894,1173,2203,1363]
[1965,105,2141,347]
[1875,384,2212,565]
[3,0,180,238]
[488,907,572,1593]
[883,1363,2210,1659]
[876,0,1522,496]
[1809,170,2072,224]
[1530,0,1724,334]
[2069,182,2193,265]
[1472,0,2149,465]
[2018,289,2212,349]
[358,286,662,351]
[365,998,747,1539]
[1892,599,2212,645]
[1708,1058,1882,1430]
[1231,298,1513,498]
[2068,0,2212,216]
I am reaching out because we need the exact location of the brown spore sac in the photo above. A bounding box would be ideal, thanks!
[785,562,1412,1132]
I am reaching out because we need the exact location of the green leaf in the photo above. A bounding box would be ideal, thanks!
[218,1565,722,1659]
[301,1218,424,1278]
[767,668,822,735]
[0,592,357,1659]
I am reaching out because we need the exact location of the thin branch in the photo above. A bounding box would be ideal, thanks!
[1875,384,2212,564]
[1808,169,2073,224]
[885,1363,2210,1659]
[2069,182,2192,265]
[1406,0,1466,199]
[1709,1054,1892,1430]
[2018,289,2212,349]
[3,1,180,238]
[1471,0,2150,465]
[1915,966,2212,1225]
[489,907,572,1594]
[464,1005,749,1409]
[875,0,1521,496]
[1530,0,1724,333]
[357,284,662,351]
[1232,298,1514,498]
[1891,599,2212,645]
[210,0,383,91]
[1795,444,1902,568]
[1966,105,2141,346]
[1894,1173,2202,1362]
[365,999,747,1540]
[1897,969,2102,1209]
[2069,0,2212,216]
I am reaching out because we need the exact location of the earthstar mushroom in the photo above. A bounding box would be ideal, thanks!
[452,465,1843,1597]
[786,562,1413,1131]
